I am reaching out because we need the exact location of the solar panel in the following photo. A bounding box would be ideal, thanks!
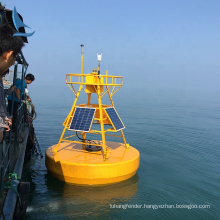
[105,107,125,131]
[69,107,95,132]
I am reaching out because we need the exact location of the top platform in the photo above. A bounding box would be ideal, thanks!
[66,72,123,86]
[66,71,123,95]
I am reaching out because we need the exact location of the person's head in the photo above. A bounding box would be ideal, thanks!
[25,73,35,84]
[0,24,24,75]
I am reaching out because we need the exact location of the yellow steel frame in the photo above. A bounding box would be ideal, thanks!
[53,70,128,160]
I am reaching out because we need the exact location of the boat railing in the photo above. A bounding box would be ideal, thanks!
[0,102,26,190]
[0,52,29,194]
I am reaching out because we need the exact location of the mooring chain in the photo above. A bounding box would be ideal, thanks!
[33,133,43,158]
[26,101,43,158]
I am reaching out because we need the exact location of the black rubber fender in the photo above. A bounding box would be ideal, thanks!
[13,182,30,220]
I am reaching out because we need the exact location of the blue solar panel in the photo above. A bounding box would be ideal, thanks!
[69,107,95,132]
[105,107,124,131]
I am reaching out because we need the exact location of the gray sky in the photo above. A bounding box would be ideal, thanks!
[5,0,220,91]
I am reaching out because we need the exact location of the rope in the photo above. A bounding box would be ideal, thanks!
[28,100,37,121]
[26,100,37,122]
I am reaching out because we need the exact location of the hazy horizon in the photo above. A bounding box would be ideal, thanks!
[6,0,220,92]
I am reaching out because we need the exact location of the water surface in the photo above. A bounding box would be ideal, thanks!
[22,86,220,219]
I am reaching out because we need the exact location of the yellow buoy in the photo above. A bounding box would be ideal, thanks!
[45,141,139,185]
[45,45,140,185]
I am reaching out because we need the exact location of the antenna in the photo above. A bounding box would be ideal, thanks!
[80,44,84,74]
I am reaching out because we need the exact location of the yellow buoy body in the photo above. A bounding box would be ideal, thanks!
[45,141,139,185]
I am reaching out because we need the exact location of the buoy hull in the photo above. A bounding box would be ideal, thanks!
[45,141,139,185]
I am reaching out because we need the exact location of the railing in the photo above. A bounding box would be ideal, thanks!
[0,52,28,193]
[66,73,123,86]
[66,73,123,98]
[0,103,26,191]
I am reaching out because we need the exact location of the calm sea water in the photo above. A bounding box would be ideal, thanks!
[22,85,220,220]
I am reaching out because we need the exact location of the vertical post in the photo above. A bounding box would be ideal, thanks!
[80,44,84,75]
[97,84,107,158]
[81,43,87,147]
[80,44,84,85]
[10,62,18,170]
[82,132,87,149]
[98,62,100,75]
[10,62,18,116]
[20,63,25,125]
[87,93,91,107]
[106,70,108,84]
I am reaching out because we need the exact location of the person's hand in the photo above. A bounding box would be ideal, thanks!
[5,118,12,126]
[10,85,16,92]
[4,124,10,131]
